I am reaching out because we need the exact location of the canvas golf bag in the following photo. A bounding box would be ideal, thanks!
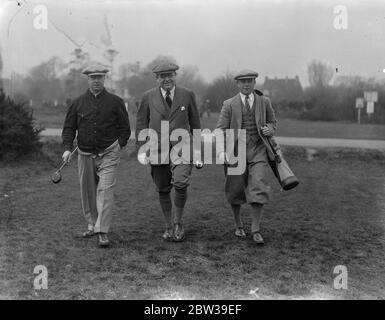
[259,92,299,191]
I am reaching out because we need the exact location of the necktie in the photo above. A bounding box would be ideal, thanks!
[245,94,250,110]
[165,90,172,108]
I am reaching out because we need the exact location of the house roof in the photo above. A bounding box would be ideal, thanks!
[259,76,304,101]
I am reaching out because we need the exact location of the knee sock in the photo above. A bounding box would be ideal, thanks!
[231,204,243,228]
[174,188,187,209]
[159,192,172,227]
[174,188,187,224]
[250,203,263,233]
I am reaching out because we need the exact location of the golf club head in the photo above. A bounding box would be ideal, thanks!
[50,147,78,184]
[51,171,62,184]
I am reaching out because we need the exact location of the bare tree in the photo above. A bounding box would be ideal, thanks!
[30,56,66,80]
[69,48,89,70]
[103,49,119,74]
[307,59,334,88]
[118,62,141,80]
[119,55,178,99]
[27,57,66,103]
[177,65,207,101]
[204,72,238,111]
[116,56,207,103]
[100,13,119,90]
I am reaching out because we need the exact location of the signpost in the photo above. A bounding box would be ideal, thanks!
[364,91,378,121]
[366,101,374,115]
[355,97,364,124]
[364,91,378,103]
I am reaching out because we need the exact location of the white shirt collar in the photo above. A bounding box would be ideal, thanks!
[161,86,176,100]
[90,88,103,97]
[239,92,254,107]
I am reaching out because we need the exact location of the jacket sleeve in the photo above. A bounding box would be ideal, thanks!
[188,90,201,132]
[264,97,277,134]
[135,93,150,151]
[116,99,131,147]
[215,101,231,156]
[62,101,78,151]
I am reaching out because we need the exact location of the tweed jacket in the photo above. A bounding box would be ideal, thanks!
[215,91,277,161]
[135,85,201,163]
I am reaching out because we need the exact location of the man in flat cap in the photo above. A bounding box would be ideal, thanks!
[135,62,201,242]
[62,64,131,247]
[216,70,277,244]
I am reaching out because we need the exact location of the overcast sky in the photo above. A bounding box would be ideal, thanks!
[1,0,385,86]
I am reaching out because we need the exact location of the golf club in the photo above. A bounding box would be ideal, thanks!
[51,147,78,184]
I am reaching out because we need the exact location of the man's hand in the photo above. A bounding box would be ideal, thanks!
[62,150,72,164]
[261,125,274,137]
[138,152,150,165]
[217,151,229,164]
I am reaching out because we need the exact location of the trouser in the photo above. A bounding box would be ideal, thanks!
[150,163,193,211]
[77,140,121,233]
[224,139,270,205]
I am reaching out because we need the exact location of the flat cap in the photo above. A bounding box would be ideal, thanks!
[152,62,179,74]
[82,64,109,76]
[234,69,259,80]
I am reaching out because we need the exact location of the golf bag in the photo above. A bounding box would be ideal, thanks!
[258,91,299,191]
[266,137,299,191]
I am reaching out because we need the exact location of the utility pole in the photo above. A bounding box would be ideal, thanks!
[355,97,364,124]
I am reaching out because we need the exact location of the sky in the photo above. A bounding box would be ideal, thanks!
[1,0,385,86]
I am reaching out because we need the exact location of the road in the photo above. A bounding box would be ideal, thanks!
[41,129,385,150]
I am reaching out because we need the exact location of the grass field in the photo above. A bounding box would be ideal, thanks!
[1,142,385,299]
[200,115,385,140]
[34,109,385,141]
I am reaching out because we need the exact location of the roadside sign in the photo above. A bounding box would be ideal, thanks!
[355,97,364,109]
[364,91,378,102]
[367,101,374,114]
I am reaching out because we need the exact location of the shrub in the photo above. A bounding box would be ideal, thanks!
[0,92,43,161]
[272,100,307,119]
[298,86,339,121]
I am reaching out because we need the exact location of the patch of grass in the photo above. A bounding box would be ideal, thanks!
[200,115,385,140]
[0,141,384,299]
[34,109,137,130]
[275,118,385,140]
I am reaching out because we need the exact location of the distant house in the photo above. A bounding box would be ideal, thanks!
[259,76,304,102]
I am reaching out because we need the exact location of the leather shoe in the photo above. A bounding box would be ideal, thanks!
[235,227,246,238]
[173,223,185,242]
[252,232,264,245]
[82,225,96,238]
[162,228,174,241]
[98,233,110,247]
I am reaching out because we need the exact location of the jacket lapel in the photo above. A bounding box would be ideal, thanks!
[232,93,242,129]
[253,92,262,126]
[151,87,169,118]
[168,86,184,120]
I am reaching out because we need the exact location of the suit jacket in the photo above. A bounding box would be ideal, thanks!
[215,91,277,161]
[135,85,201,163]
